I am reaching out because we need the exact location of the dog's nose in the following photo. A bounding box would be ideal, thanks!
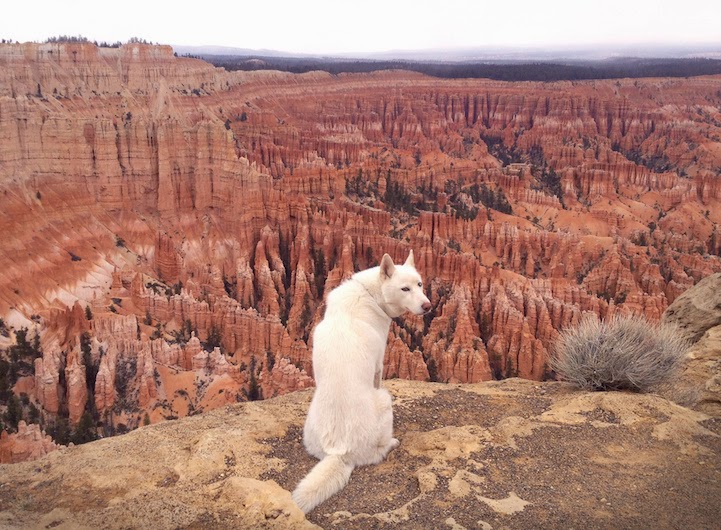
[422,301,432,312]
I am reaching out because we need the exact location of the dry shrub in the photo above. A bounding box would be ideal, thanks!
[551,314,689,392]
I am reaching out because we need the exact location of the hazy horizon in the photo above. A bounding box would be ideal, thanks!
[171,42,721,62]
[3,0,721,56]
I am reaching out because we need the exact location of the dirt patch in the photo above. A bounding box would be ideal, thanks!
[582,407,621,424]
[700,416,721,435]
[260,425,314,488]
[394,387,552,434]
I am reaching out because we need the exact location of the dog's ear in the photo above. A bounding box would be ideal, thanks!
[403,250,415,268]
[380,253,396,279]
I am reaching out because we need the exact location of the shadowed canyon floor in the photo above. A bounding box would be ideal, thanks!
[1,378,720,529]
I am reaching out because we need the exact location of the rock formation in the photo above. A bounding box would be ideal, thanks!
[0,421,60,464]
[0,42,720,448]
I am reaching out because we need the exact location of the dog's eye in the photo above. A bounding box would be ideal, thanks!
[401,287,410,292]
[418,282,422,287]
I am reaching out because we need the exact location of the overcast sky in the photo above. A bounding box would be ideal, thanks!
[3,0,720,54]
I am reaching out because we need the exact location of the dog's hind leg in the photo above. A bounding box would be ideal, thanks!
[302,408,327,460]
[373,388,399,459]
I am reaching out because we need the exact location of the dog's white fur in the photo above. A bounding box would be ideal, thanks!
[291,250,431,513]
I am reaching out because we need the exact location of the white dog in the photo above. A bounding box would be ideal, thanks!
[292,250,431,513]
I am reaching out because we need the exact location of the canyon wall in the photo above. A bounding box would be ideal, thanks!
[1,42,720,448]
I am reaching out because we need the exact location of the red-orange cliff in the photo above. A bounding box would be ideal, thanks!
[1,42,720,455]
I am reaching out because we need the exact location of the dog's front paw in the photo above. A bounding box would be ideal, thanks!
[390,438,400,449]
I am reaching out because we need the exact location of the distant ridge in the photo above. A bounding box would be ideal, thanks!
[173,42,721,62]
[201,54,721,82]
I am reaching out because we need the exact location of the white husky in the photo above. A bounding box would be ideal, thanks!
[291,250,431,513]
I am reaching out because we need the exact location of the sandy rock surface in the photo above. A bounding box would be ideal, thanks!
[2,378,720,529]
[662,272,721,416]
[662,272,721,343]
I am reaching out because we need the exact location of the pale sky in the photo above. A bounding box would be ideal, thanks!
[2,0,720,55]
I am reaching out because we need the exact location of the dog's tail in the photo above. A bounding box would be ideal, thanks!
[291,454,354,513]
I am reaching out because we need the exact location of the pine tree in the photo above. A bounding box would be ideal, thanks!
[71,411,98,444]
[4,394,22,431]
[247,356,261,401]
[49,417,71,445]
[313,249,326,296]
[205,326,222,352]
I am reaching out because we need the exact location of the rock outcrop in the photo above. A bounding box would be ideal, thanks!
[662,273,721,343]
[1,379,720,529]
[0,421,60,464]
[662,273,721,416]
